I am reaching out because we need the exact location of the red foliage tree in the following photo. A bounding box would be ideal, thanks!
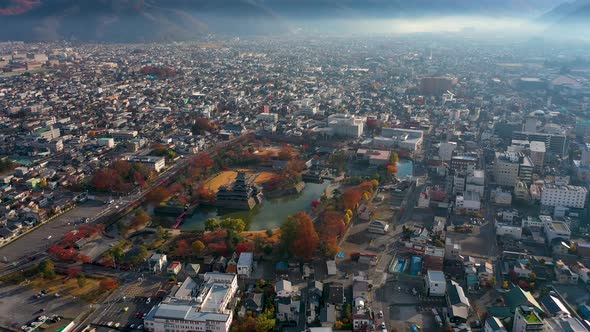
[99,278,119,291]
[67,266,82,278]
[92,168,123,191]
[341,188,362,210]
[318,211,346,240]
[291,212,320,261]
[48,245,79,262]
[77,254,92,264]
[112,160,132,179]
[146,186,171,204]
[193,153,214,170]
[236,241,255,254]
[174,239,191,256]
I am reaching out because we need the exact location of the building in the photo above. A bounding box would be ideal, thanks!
[215,172,263,210]
[450,155,478,174]
[423,247,445,272]
[276,279,301,324]
[530,141,546,172]
[374,128,423,151]
[446,280,470,324]
[493,152,533,187]
[167,261,182,275]
[97,137,115,148]
[524,117,539,133]
[425,270,446,296]
[237,252,253,278]
[33,126,60,140]
[110,130,138,140]
[544,221,571,243]
[438,142,457,162]
[127,156,166,172]
[367,219,389,235]
[356,149,391,166]
[327,114,366,138]
[148,254,167,273]
[541,183,587,209]
[512,306,548,332]
[420,76,458,95]
[484,317,507,332]
[512,131,567,156]
[143,273,238,332]
[455,191,481,214]
[555,260,579,284]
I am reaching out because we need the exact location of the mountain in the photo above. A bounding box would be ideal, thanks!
[0,0,570,42]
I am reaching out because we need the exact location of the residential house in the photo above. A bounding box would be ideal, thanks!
[275,279,300,324]
[244,292,264,314]
[148,253,167,273]
[237,252,254,278]
[425,270,447,297]
[446,280,470,324]
[484,317,507,332]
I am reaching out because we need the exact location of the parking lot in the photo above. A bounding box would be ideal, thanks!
[93,296,154,330]
[0,283,86,330]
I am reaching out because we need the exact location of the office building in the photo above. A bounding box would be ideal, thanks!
[450,155,478,174]
[374,128,423,151]
[493,152,533,187]
[420,76,458,95]
[529,141,546,172]
[327,114,366,138]
[541,183,587,209]
[127,156,166,172]
[144,273,238,332]
[512,131,567,157]
[438,142,457,162]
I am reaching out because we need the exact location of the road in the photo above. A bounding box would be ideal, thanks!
[0,134,250,271]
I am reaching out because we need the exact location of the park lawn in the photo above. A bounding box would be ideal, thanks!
[242,229,281,244]
[205,171,237,192]
[253,171,277,185]
[29,275,101,298]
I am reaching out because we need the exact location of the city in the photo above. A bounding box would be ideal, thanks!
[1,2,590,332]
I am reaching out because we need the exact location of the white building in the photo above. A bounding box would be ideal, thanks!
[484,317,507,332]
[276,279,301,323]
[424,270,446,296]
[148,253,167,272]
[144,273,238,332]
[97,137,115,148]
[127,156,166,172]
[513,306,549,332]
[544,221,571,243]
[530,141,546,171]
[237,252,253,278]
[496,223,522,239]
[541,183,588,209]
[455,191,481,214]
[374,128,423,151]
[493,152,533,187]
[438,142,457,162]
[327,114,366,138]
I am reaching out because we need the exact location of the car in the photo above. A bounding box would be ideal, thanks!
[380,322,386,329]
[114,323,120,328]
[107,322,113,327]
[378,310,383,318]
[54,293,60,297]
[135,312,142,318]
[146,297,151,304]
[138,325,143,330]
[129,324,136,329]
[40,308,45,312]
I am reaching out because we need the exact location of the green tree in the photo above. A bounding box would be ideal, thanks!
[220,218,246,233]
[77,274,87,288]
[255,310,276,332]
[204,218,220,231]
[191,240,205,256]
[38,260,56,279]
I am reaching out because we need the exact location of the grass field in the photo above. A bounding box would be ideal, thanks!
[206,170,278,192]
[205,171,238,192]
[29,275,101,299]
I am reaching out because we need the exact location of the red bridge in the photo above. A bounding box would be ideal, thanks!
[172,212,186,229]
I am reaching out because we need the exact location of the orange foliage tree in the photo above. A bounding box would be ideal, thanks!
[99,278,119,291]
[146,186,171,204]
[280,212,319,261]
[341,188,362,210]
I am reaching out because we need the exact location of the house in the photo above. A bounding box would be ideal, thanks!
[184,264,201,278]
[212,256,227,272]
[226,255,237,274]
[555,260,579,284]
[326,282,344,305]
[367,219,389,234]
[446,280,470,324]
[244,292,264,314]
[484,317,507,332]
[502,286,544,314]
[237,252,253,278]
[167,261,182,275]
[149,253,167,273]
[425,270,446,296]
[320,304,337,327]
[275,279,300,324]
[513,306,547,332]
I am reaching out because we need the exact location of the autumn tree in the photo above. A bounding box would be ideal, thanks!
[192,118,213,135]
[341,188,362,210]
[77,274,87,288]
[220,218,246,233]
[129,210,151,231]
[146,186,171,204]
[236,241,255,254]
[175,239,191,256]
[280,212,319,261]
[193,152,214,170]
[191,240,205,256]
[99,278,119,291]
[255,310,276,332]
[204,218,220,231]
[277,147,294,161]
[38,260,56,279]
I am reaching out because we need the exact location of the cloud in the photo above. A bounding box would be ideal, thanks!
[0,0,40,15]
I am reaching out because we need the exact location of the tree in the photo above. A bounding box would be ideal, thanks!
[290,212,319,260]
[99,278,119,291]
[193,152,214,170]
[67,266,82,278]
[192,118,212,135]
[130,210,151,231]
[38,260,56,279]
[236,241,255,254]
[77,274,87,288]
[204,218,220,231]
[146,187,171,204]
[341,188,362,210]
[175,239,191,256]
[220,218,246,233]
[191,240,205,256]
[277,147,294,161]
[39,178,48,188]
[255,310,276,332]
